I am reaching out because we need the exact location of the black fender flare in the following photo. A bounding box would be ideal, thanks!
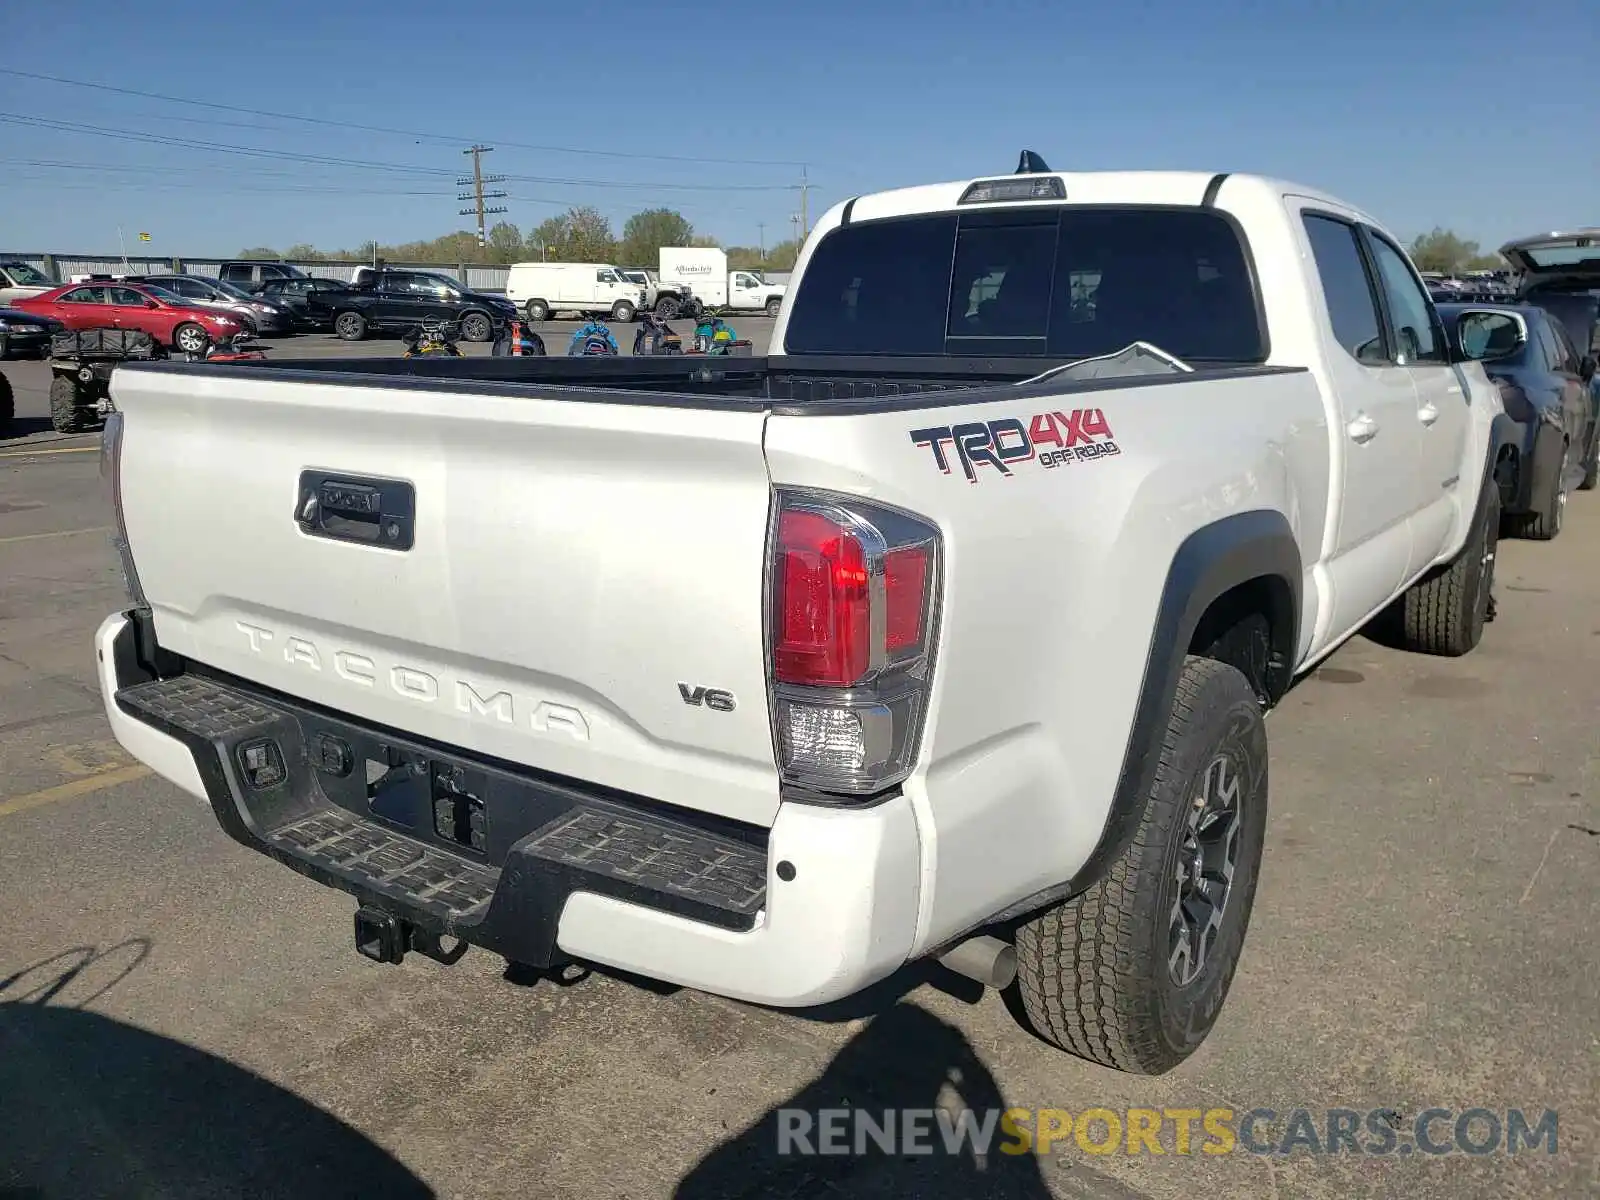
[986,509,1303,924]
[1525,418,1570,514]
[1071,509,1301,893]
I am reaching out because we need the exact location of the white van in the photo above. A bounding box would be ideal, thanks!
[505,263,646,322]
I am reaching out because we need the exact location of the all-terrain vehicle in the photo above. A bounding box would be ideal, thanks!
[47,328,166,433]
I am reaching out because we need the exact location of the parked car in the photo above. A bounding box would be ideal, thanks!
[217,260,309,288]
[0,260,55,306]
[247,276,350,331]
[136,274,292,337]
[1440,302,1596,539]
[304,269,518,341]
[97,160,1507,1077]
[1500,229,1600,488]
[0,305,61,359]
[13,281,242,354]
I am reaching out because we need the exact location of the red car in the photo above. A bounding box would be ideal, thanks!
[14,280,242,354]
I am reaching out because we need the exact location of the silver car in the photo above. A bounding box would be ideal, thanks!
[138,274,291,336]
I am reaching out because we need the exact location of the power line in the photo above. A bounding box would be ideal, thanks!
[0,114,799,192]
[0,68,813,169]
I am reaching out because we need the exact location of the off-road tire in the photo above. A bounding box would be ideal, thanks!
[1397,475,1500,656]
[334,311,367,341]
[459,312,492,342]
[655,297,681,320]
[49,375,91,434]
[0,371,14,435]
[1506,441,1566,541]
[524,299,550,322]
[1013,656,1268,1075]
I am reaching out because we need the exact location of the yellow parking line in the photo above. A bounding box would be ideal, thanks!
[0,763,153,819]
[0,444,99,458]
[0,525,111,545]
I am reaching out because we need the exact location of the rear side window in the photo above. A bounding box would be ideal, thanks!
[1303,215,1388,365]
[784,214,956,355]
[784,206,1263,361]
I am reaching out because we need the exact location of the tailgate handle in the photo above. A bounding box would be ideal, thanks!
[296,471,415,550]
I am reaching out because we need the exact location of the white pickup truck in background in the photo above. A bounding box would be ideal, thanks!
[97,157,1511,1075]
[657,246,786,317]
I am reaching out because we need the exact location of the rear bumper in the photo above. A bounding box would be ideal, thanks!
[95,610,921,1006]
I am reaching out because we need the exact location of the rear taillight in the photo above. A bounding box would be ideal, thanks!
[100,411,147,609]
[767,491,941,797]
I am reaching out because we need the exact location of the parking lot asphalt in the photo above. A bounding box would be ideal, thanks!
[1,332,1597,1199]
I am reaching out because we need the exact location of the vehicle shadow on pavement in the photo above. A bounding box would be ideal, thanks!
[0,943,434,1199]
[0,416,55,441]
[674,1000,1133,1199]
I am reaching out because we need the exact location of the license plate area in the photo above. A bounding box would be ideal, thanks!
[361,749,490,856]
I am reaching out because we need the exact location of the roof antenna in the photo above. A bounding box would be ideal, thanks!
[1015,150,1052,175]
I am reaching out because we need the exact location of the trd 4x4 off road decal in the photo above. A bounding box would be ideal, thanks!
[909,408,1120,482]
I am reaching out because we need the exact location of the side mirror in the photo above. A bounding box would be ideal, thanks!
[1581,354,1597,383]
[1452,310,1525,364]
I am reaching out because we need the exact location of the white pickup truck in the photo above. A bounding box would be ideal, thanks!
[96,158,1512,1075]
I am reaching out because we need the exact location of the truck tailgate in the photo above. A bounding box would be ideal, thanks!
[111,367,782,827]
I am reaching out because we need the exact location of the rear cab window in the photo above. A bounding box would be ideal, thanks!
[783,205,1266,362]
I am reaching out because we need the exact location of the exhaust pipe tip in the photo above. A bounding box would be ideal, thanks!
[937,934,1017,990]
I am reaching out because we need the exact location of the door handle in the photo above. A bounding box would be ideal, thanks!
[1418,402,1440,426]
[1346,413,1379,444]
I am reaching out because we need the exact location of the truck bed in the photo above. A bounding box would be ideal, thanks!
[123,353,1300,413]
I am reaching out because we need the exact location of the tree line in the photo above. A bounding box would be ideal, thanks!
[241,209,1506,278]
[1406,228,1506,274]
[239,206,801,271]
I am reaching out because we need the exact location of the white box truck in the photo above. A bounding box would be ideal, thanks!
[657,248,786,317]
[505,263,647,322]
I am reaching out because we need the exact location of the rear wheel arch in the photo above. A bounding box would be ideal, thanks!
[1067,509,1300,897]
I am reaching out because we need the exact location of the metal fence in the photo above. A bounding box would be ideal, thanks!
[1,253,513,292]
[2,253,793,293]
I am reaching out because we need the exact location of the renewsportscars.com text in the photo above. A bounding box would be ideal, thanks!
[776,1106,1558,1158]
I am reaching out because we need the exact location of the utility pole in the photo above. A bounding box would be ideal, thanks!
[794,165,813,242]
[757,221,766,264]
[458,145,507,258]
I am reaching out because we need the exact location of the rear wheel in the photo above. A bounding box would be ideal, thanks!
[49,375,91,434]
[459,311,492,342]
[1013,656,1268,1075]
[524,299,550,322]
[173,323,210,355]
[765,297,783,318]
[1507,441,1567,540]
[1396,475,1499,656]
[334,311,367,341]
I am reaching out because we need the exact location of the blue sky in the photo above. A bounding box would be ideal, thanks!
[3,0,1596,258]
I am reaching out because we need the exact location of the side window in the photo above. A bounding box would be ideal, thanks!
[109,287,148,306]
[1302,214,1388,366]
[1534,320,1565,373]
[1364,232,1446,364]
[1546,320,1580,374]
[60,287,103,304]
